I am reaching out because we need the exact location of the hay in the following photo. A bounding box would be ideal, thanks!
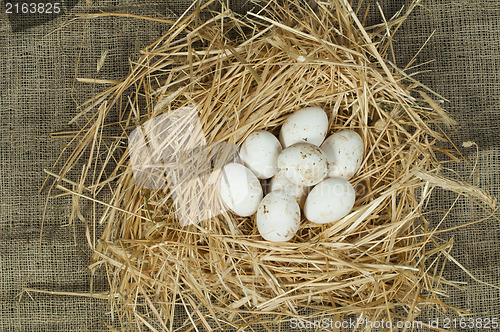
[45,0,497,330]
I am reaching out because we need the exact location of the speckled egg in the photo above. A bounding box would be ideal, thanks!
[320,129,364,179]
[256,192,301,242]
[279,106,328,147]
[304,177,355,224]
[277,143,328,186]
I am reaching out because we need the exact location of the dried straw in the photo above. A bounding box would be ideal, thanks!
[44,0,498,330]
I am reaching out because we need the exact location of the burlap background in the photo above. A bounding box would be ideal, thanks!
[1,0,498,330]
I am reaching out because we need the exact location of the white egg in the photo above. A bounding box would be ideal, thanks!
[304,177,355,224]
[320,129,364,179]
[240,130,282,179]
[277,143,328,186]
[269,171,307,207]
[256,192,300,242]
[279,106,328,148]
[218,163,263,217]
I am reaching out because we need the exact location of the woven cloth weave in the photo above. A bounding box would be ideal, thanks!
[1,0,499,330]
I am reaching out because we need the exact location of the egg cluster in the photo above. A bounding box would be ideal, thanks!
[219,107,364,242]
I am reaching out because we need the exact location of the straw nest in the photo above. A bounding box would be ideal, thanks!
[46,0,497,330]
